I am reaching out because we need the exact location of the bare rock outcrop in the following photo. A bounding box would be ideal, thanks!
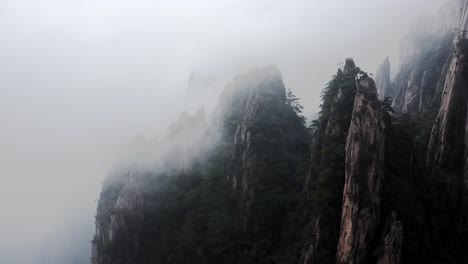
[391,39,453,116]
[336,75,385,264]
[300,59,360,264]
[391,2,459,116]
[376,212,403,264]
[220,65,288,230]
[92,171,144,264]
[426,0,468,221]
[375,57,394,100]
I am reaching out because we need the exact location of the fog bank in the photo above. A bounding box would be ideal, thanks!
[0,0,446,263]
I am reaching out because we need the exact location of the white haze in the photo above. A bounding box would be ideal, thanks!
[0,0,447,263]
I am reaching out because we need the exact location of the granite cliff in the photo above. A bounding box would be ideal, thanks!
[91,1,468,263]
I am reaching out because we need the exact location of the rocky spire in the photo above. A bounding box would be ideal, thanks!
[336,75,386,264]
[375,57,393,100]
[300,59,361,264]
[325,59,357,136]
[344,58,356,74]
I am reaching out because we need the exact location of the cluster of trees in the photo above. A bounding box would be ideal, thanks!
[96,70,311,264]
[381,98,468,263]
[97,61,467,263]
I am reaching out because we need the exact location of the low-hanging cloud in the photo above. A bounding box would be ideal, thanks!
[0,0,450,263]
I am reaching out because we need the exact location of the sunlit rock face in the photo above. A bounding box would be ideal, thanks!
[336,75,385,264]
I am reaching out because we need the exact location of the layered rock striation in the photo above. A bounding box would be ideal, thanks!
[427,0,468,221]
[391,2,460,116]
[336,75,385,264]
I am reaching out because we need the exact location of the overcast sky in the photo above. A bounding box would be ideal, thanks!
[0,0,446,263]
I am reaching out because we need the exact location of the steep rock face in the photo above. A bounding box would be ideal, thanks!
[217,65,306,230]
[391,3,459,116]
[376,212,403,264]
[300,217,321,264]
[92,65,309,264]
[427,0,468,219]
[92,171,144,264]
[392,37,453,116]
[108,173,144,242]
[336,76,385,264]
[325,59,356,137]
[375,57,393,100]
[300,59,360,264]
[223,66,284,230]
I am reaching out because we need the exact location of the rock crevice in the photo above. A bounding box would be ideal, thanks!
[336,76,385,264]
